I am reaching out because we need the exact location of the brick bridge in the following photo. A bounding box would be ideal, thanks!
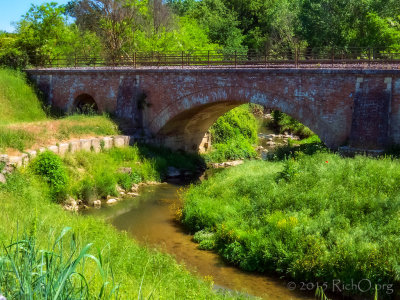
[27,68,400,153]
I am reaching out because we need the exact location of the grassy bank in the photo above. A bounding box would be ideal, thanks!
[62,145,203,203]
[0,144,238,299]
[0,68,46,124]
[181,153,400,297]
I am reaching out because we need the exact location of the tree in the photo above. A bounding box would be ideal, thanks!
[189,0,246,50]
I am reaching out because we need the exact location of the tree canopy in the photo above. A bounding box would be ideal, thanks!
[0,0,399,68]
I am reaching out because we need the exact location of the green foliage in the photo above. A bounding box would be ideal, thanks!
[0,227,119,299]
[206,105,258,162]
[182,154,400,296]
[270,110,314,139]
[30,151,68,202]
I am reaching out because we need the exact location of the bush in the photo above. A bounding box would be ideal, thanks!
[30,151,68,202]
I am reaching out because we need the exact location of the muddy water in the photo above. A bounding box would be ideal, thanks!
[86,183,314,300]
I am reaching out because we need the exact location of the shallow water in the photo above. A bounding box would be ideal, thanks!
[85,183,315,299]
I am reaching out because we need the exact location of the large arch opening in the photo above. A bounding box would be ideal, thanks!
[157,102,329,154]
[74,94,98,114]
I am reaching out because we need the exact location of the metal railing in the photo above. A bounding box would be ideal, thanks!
[29,47,400,69]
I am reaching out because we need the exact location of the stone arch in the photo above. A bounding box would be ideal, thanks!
[74,93,98,113]
[154,86,351,152]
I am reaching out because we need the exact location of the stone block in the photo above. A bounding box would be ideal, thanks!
[91,138,101,153]
[0,155,9,163]
[102,137,113,150]
[26,150,37,160]
[80,139,92,152]
[69,141,80,153]
[9,156,23,168]
[114,136,126,148]
[48,145,59,154]
[21,153,29,167]
[58,143,70,156]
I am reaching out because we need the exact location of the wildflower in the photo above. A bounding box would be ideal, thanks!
[325,161,328,163]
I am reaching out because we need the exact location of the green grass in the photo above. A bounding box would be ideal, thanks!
[0,127,35,151]
[0,166,237,299]
[205,105,259,163]
[0,68,46,125]
[181,153,400,298]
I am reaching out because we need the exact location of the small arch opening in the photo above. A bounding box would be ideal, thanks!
[74,94,98,114]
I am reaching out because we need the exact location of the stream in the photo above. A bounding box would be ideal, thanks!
[84,181,315,300]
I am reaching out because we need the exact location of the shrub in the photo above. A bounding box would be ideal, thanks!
[206,105,259,162]
[30,151,68,202]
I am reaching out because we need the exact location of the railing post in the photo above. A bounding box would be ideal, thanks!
[208,50,210,67]
[265,51,267,68]
[134,52,137,68]
[295,46,299,68]
[368,48,371,66]
[182,51,184,68]
[74,53,77,67]
[235,50,237,68]
[331,48,335,67]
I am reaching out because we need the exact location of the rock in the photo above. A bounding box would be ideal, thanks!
[119,191,126,196]
[118,167,132,174]
[93,200,101,208]
[0,174,6,184]
[116,185,124,193]
[1,165,13,175]
[167,166,181,178]
[146,181,159,185]
[0,294,6,300]
[266,141,275,147]
[127,192,139,197]
[63,198,78,212]
[64,197,77,206]
[107,198,118,205]
[131,184,139,191]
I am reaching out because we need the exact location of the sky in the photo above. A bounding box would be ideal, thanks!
[0,0,70,32]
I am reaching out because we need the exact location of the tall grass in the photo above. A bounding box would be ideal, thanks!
[0,227,119,299]
[0,69,46,125]
[182,154,400,298]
